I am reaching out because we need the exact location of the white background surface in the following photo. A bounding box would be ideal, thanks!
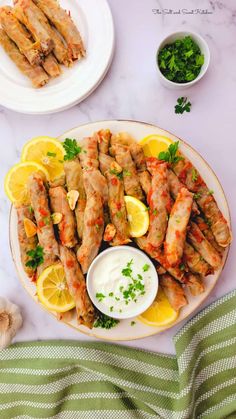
[0,0,235,354]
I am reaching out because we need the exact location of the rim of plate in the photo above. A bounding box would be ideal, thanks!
[0,0,115,114]
[9,120,231,341]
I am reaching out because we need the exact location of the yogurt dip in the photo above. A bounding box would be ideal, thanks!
[87,246,158,319]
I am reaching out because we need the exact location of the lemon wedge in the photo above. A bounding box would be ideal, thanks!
[37,264,75,313]
[4,162,49,205]
[139,134,173,157]
[124,195,149,237]
[21,136,65,181]
[138,288,179,327]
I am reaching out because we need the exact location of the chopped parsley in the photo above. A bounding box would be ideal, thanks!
[26,246,44,270]
[122,259,133,277]
[47,151,56,157]
[191,168,198,182]
[62,138,82,161]
[152,209,158,216]
[179,263,186,271]
[123,169,131,177]
[43,216,50,225]
[95,259,149,315]
[175,97,191,114]
[120,260,146,304]
[131,321,136,326]
[95,293,106,302]
[158,141,183,165]
[29,205,34,214]
[206,219,212,227]
[116,211,123,219]
[207,189,214,195]
[158,36,204,83]
[194,192,202,200]
[142,264,150,272]
[95,224,101,231]
[109,169,123,179]
[93,313,119,329]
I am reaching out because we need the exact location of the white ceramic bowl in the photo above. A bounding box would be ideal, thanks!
[156,31,210,89]
[86,246,159,320]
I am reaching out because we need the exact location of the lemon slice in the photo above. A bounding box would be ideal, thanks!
[138,288,178,327]
[21,136,65,181]
[139,134,173,157]
[37,263,75,313]
[4,162,49,205]
[124,196,149,237]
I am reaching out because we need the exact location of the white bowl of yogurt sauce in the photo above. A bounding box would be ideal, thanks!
[87,246,158,320]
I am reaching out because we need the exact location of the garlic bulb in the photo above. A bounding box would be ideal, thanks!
[0,297,23,350]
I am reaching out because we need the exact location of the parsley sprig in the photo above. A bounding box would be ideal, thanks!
[175,97,191,114]
[26,246,44,269]
[158,141,183,164]
[62,138,82,161]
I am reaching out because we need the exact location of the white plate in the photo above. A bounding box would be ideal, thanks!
[0,0,114,114]
[9,120,231,341]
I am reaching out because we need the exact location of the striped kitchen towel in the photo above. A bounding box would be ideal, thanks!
[0,290,236,419]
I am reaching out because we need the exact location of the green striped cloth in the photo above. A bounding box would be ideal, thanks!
[0,290,236,419]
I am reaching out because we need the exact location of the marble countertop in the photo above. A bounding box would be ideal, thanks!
[0,0,235,354]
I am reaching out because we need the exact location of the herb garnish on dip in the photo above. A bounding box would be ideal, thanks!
[87,247,158,319]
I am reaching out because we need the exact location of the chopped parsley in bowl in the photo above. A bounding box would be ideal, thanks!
[156,31,210,89]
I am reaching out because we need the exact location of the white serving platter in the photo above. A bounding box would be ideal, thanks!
[9,120,231,340]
